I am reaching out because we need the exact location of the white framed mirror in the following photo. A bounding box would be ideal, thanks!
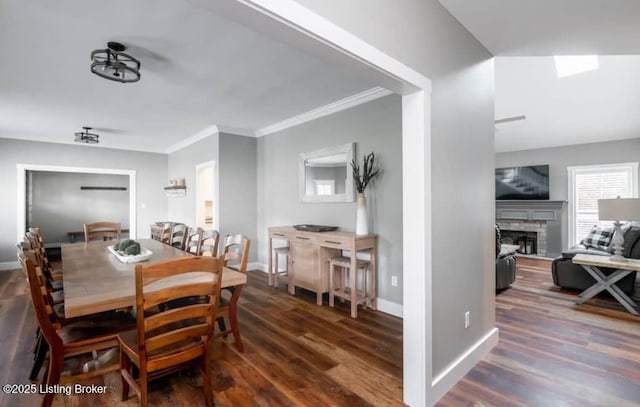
[299,143,355,203]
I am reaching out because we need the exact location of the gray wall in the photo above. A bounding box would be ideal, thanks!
[0,137,168,263]
[219,133,258,260]
[167,132,257,261]
[496,138,640,250]
[293,0,496,380]
[256,94,403,303]
[168,134,219,226]
[30,172,129,243]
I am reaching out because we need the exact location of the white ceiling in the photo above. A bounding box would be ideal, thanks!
[495,56,640,153]
[439,0,640,152]
[438,0,640,56]
[0,0,375,153]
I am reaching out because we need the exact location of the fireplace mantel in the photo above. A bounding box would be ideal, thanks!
[496,200,566,221]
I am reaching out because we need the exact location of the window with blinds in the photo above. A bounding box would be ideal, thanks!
[568,163,638,246]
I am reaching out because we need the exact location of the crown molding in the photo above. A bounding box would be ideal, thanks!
[216,125,256,137]
[255,86,392,137]
[165,86,393,151]
[165,125,220,154]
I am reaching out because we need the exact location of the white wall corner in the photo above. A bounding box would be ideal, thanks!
[0,261,20,271]
[431,327,499,404]
[376,298,403,318]
[255,86,392,137]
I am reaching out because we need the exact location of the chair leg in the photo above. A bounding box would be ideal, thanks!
[30,335,48,380]
[43,353,63,407]
[200,355,214,407]
[229,286,244,352]
[120,350,131,401]
[216,317,227,336]
[140,368,148,407]
[329,261,335,307]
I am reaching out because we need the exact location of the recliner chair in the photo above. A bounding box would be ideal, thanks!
[496,225,516,290]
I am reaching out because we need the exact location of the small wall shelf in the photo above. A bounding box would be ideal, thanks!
[164,185,186,197]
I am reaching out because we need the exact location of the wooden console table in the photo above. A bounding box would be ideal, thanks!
[572,253,640,315]
[268,226,377,313]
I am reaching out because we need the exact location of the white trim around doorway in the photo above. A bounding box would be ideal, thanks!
[16,164,137,243]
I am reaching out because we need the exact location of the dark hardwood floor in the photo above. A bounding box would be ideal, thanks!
[0,268,403,407]
[2,257,639,406]
[438,257,640,407]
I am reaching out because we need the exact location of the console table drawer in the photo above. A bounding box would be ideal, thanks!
[319,237,350,249]
[293,234,316,244]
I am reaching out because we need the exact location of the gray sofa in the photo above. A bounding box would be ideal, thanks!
[496,225,516,290]
[551,224,640,294]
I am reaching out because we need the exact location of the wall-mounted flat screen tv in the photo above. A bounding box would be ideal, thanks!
[495,165,549,200]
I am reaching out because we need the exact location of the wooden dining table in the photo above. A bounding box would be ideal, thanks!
[61,239,247,322]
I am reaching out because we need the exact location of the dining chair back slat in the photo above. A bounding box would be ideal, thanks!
[84,222,121,242]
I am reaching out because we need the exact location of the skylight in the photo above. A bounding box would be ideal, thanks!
[554,55,599,78]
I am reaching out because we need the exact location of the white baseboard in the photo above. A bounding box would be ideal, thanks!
[376,298,403,318]
[431,327,499,404]
[0,261,20,271]
[248,262,268,272]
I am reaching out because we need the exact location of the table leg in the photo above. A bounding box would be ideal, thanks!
[370,246,377,311]
[350,253,357,318]
[577,265,639,315]
[228,285,244,352]
[268,236,273,287]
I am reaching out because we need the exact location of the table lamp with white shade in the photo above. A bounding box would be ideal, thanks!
[597,197,640,262]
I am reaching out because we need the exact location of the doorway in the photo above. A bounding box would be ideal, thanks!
[195,160,218,230]
[16,164,137,242]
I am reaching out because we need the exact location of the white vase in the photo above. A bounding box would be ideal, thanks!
[356,192,368,235]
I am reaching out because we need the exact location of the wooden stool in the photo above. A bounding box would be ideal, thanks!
[270,246,289,288]
[329,256,374,318]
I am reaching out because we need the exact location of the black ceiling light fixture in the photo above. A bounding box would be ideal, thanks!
[74,127,100,144]
[90,41,141,83]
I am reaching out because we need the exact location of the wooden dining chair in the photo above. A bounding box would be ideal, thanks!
[25,230,63,281]
[84,221,122,242]
[118,256,224,407]
[150,224,162,241]
[159,222,174,244]
[215,234,250,352]
[19,253,135,407]
[221,234,250,273]
[170,223,189,250]
[199,229,220,256]
[185,227,204,254]
[22,235,64,304]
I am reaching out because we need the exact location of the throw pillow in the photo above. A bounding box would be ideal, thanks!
[581,226,614,251]
[622,226,640,257]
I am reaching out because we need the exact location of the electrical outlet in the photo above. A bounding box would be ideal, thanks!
[391,276,398,287]
[464,311,470,329]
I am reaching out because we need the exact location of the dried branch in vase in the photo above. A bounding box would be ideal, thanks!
[351,151,381,193]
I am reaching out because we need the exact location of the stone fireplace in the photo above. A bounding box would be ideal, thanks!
[496,200,566,258]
